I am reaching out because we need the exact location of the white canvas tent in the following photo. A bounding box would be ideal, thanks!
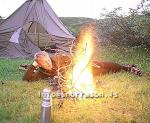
[0,0,75,58]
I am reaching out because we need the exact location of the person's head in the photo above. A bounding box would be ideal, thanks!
[34,51,52,70]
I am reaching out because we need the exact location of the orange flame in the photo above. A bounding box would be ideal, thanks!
[71,27,95,94]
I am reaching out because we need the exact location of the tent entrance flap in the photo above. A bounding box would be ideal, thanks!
[24,21,53,48]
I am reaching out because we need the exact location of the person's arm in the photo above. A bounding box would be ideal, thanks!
[22,61,48,82]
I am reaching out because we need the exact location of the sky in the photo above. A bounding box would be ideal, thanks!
[0,0,142,19]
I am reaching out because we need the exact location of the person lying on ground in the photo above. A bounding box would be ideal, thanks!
[22,51,142,82]
[22,51,71,82]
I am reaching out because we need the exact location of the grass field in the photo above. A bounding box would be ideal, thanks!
[0,45,150,123]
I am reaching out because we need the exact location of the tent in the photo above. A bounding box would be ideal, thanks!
[0,0,75,58]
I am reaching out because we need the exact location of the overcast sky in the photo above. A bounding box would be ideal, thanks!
[0,0,142,18]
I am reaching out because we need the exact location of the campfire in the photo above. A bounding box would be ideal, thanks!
[67,27,95,95]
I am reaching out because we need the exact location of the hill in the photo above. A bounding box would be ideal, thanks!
[0,16,3,23]
[60,17,95,35]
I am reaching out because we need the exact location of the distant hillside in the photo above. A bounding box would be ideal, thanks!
[60,17,94,26]
[0,16,3,23]
[60,17,95,36]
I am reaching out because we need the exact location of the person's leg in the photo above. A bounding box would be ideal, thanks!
[92,61,142,76]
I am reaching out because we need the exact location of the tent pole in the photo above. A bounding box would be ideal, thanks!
[38,32,40,47]
[35,22,40,48]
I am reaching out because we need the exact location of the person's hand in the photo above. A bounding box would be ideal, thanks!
[32,61,39,67]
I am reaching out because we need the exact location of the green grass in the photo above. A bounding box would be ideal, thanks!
[0,59,32,81]
[95,45,150,71]
[0,45,150,123]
